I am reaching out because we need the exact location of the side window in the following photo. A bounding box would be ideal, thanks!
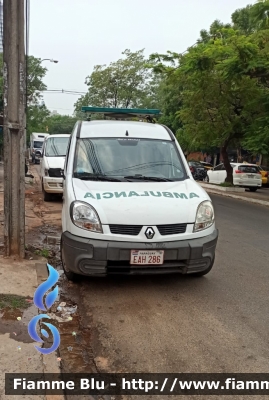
[214,164,223,171]
[74,140,94,174]
[221,164,226,170]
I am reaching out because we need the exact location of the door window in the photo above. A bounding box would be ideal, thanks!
[213,164,223,171]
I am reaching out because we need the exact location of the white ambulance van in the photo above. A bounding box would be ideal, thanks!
[61,107,218,280]
[40,134,70,201]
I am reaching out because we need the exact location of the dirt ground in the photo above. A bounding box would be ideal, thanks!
[0,162,62,254]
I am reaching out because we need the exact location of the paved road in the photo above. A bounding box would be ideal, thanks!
[64,194,269,399]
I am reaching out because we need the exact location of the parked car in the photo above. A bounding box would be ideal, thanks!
[188,161,207,181]
[200,161,214,170]
[61,107,218,280]
[40,134,70,201]
[29,132,49,164]
[206,163,262,191]
[257,165,268,185]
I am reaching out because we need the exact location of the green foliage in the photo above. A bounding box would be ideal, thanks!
[0,294,31,310]
[0,54,49,146]
[232,5,257,35]
[35,248,50,258]
[251,0,269,30]
[219,182,234,187]
[26,56,48,104]
[0,54,48,109]
[45,114,77,135]
[26,104,50,144]
[198,20,232,43]
[74,49,160,115]
[148,3,269,182]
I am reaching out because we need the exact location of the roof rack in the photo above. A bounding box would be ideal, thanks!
[81,107,162,123]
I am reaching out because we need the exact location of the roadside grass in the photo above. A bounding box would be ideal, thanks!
[35,248,50,258]
[0,294,31,310]
[219,182,234,187]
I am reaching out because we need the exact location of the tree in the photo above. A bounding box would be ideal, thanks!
[0,54,49,146]
[251,0,269,30]
[26,56,48,104]
[232,5,257,35]
[74,49,159,115]
[45,114,77,135]
[149,24,269,183]
[198,20,232,43]
[0,54,48,110]
[26,104,50,144]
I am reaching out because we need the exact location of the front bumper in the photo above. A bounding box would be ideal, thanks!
[61,229,218,276]
[43,177,63,193]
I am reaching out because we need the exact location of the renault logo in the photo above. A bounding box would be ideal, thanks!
[145,227,155,239]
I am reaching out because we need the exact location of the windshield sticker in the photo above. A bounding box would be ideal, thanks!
[84,191,200,200]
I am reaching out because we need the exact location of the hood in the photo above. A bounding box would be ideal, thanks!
[46,157,65,169]
[72,178,209,225]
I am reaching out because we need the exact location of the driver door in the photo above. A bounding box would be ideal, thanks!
[218,164,227,183]
[209,164,223,183]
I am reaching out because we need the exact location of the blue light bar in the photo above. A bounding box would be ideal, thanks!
[81,107,161,116]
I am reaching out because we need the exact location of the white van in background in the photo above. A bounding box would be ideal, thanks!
[40,134,70,201]
[30,132,50,164]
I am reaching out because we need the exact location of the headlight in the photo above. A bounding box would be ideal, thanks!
[70,201,102,233]
[193,200,214,232]
[44,169,49,176]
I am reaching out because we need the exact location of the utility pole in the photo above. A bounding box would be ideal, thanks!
[3,0,25,258]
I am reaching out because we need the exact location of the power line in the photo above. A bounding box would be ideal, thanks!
[47,107,74,111]
[40,89,87,95]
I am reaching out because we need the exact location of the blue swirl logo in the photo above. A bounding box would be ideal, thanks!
[28,264,60,354]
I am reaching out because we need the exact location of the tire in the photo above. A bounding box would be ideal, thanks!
[25,163,28,175]
[61,239,80,281]
[42,182,53,202]
[249,187,257,192]
[189,255,215,277]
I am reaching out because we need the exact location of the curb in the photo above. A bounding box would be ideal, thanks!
[202,188,269,207]
[199,183,245,192]
[35,262,65,400]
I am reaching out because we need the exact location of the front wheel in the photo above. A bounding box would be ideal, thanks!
[189,255,215,277]
[61,239,80,281]
[249,187,257,192]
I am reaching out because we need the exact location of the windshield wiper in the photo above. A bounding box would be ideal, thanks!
[123,175,173,182]
[74,172,122,182]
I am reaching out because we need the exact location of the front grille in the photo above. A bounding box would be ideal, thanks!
[48,168,64,178]
[157,223,187,235]
[109,225,142,236]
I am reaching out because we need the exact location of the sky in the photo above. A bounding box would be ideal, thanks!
[29,0,253,116]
